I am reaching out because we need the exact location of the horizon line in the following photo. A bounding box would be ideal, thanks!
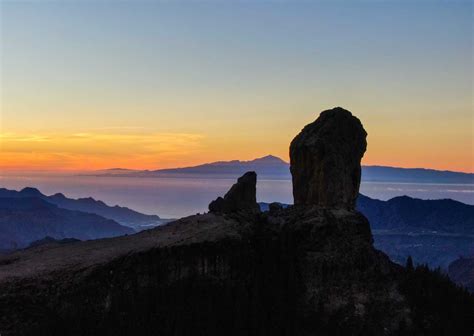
[1,154,473,175]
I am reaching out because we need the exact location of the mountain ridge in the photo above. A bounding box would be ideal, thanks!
[0,197,134,250]
[0,187,164,229]
[87,155,474,183]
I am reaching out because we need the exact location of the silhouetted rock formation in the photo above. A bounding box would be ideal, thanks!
[290,107,367,209]
[209,171,260,213]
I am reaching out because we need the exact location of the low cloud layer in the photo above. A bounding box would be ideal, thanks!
[0,131,205,171]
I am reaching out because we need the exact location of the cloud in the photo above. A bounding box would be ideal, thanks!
[0,133,51,142]
[0,131,206,170]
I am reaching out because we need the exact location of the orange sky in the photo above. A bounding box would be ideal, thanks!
[0,114,472,173]
[1,2,472,173]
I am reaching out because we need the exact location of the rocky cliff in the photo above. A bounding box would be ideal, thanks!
[0,108,472,336]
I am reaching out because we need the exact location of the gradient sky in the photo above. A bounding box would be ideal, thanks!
[1,0,472,172]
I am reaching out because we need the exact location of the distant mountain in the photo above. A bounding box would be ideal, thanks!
[90,155,474,184]
[0,187,163,229]
[261,194,474,269]
[0,197,133,250]
[448,257,474,292]
[262,194,474,234]
[358,195,474,269]
[356,194,474,234]
[92,168,140,175]
[362,165,474,184]
[108,155,291,179]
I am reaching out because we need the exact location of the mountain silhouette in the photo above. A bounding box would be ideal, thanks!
[0,187,163,229]
[90,155,474,184]
[0,197,133,250]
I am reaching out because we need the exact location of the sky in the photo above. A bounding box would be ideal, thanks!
[0,0,472,172]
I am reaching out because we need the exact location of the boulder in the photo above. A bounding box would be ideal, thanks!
[289,107,367,209]
[209,171,260,213]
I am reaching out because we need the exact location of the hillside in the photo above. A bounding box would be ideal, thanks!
[0,187,163,229]
[356,194,474,234]
[357,194,474,268]
[0,197,134,250]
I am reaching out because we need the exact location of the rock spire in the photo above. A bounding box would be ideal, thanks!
[289,107,367,209]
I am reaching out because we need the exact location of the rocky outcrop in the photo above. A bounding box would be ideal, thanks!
[290,107,367,209]
[209,171,260,213]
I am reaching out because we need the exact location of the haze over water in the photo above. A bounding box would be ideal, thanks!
[1,174,472,219]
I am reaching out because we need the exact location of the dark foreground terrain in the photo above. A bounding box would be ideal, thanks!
[0,206,472,335]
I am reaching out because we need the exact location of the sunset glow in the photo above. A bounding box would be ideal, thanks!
[1,1,472,173]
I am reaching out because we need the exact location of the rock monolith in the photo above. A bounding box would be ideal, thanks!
[289,107,367,209]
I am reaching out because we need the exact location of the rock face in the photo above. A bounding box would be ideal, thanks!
[209,171,260,213]
[290,107,367,209]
